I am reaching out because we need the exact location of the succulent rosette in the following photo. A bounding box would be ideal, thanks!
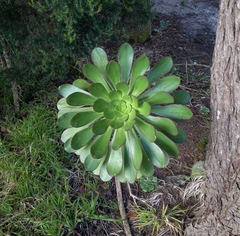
[57,43,192,183]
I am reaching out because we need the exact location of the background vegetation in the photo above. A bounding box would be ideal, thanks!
[0,0,153,107]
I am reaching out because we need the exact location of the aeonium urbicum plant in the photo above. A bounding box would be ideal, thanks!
[57,43,192,183]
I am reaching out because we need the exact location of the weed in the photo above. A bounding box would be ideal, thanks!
[130,203,186,236]
[196,136,208,152]
[160,20,168,29]
[181,0,187,6]
[139,176,158,193]
[199,106,210,116]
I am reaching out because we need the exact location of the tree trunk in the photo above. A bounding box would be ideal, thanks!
[185,0,240,235]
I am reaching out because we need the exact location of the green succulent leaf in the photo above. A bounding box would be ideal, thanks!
[58,112,79,128]
[125,130,143,170]
[124,146,137,183]
[143,91,174,105]
[118,43,133,83]
[151,105,193,120]
[115,154,127,183]
[136,102,151,116]
[64,138,76,153]
[124,120,135,131]
[58,107,88,118]
[166,127,186,144]
[128,109,136,121]
[147,57,173,84]
[61,127,85,143]
[107,148,123,176]
[71,127,94,150]
[92,157,104,176]
[108,90,122,100]
[122,95,132,104]
[89,83,110,100]
[83,64,109,91]
[131,96,138,108]
[100,157,112,182]
[170,90,191,104]
[155,131,179,156]
[135,117,156,142]
[156,75,181,92]
[140,134,169,168]
[139,75,180,100]
[91,47,108,78]
[140,116,178,136]
[80,144,92,163]
[106,61,121,89]
[93,98,109,112]
[92,119,111,135]
[57,98,68,110]
[91,127,113,159]
[73,79,90,90]
[116,82,129,95]
[139,147,155,177]
[137,169,143,179]
[59,84,88,98]
[71,111,102,128]
[110,117,124,129]
[67,92,96,106]
[104,108,115,119]
[75,147,86,156]
[130,55,150,87]
[112,128,126,150]
[84,155,102,171]
[131,76,149,97]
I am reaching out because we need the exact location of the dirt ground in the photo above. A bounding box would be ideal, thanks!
[67,10,215,235]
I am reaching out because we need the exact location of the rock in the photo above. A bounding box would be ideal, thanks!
[166,174,188,186]
[191,160,206,177]
[152,0,219,38]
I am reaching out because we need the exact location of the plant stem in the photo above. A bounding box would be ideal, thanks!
[2,41,20,112]
[115,177,132,236]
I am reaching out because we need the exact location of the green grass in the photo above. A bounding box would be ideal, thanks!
[131,203,186,236]
[0,99,119,235]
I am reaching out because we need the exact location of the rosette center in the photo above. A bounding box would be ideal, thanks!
[116,100,127,113]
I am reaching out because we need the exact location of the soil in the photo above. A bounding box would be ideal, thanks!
[67,5,216,235]
[152,0,219,38]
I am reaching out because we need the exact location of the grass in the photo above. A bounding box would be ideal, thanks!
[130,203,186,236]
[0,93,119,235]
[0,104,72,235]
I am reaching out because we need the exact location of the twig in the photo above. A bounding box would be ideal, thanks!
[178,85,199,91]
[174,63,210,68]
[185,60,189,84]
[114,177,132,236]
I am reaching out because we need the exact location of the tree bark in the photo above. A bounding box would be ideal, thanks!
[185,0,240,235]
